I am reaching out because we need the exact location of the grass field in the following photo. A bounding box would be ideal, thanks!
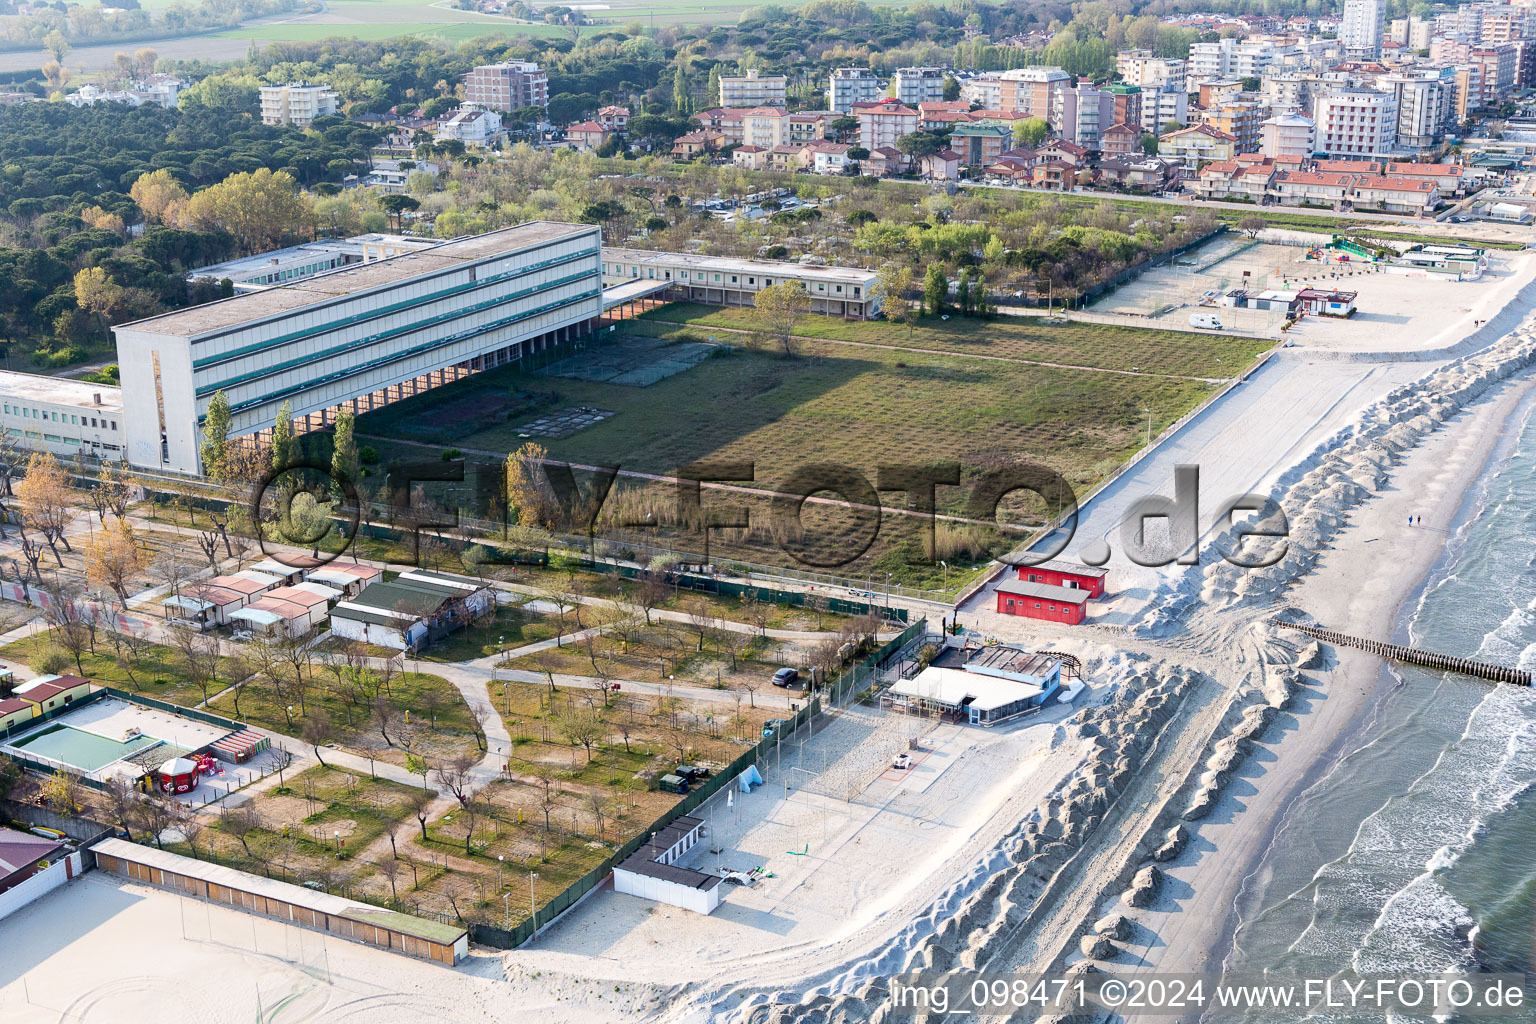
[342,306,1256,584]
[355,312,1242,490]
[0,630,245,710]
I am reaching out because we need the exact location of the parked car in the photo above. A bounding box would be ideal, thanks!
[892,752,913,771]
[772,667,799,687]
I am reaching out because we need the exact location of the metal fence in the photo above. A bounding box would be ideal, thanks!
[574,561,909,623]
[468,617,926,950]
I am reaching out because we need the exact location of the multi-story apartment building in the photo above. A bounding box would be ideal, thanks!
[1116,50,1187,93]
[1471,43,1519,106]
[1143,88,1189,135]
[719,69,788,107]
[741,107,787,148]
[259,83,337,127]
[1378,69,1453,149]
[1480,5,1535,46]
[1312,89,1398,156]
[1057,84,1117,149]
[784,111,829,145]
[852,99,920,149]
[992,66,1072,121]
[1197,97,1264,154]
[462,60,549,112]
[948,122,1014,166]
[1260,112,1316,158]
[893,67,947,106]
[828,68,882,114]
[1340,0,1385,60]
[1105,83,1142,133]
[1187,39,1274,88]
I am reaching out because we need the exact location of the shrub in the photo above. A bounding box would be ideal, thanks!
[359,446,379,464]
[33,647,69,675]
[441,448,463,461]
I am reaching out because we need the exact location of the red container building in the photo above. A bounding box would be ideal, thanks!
[1016,559,1108,599]
[995,578,1090,624]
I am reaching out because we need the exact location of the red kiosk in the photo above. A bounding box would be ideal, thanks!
[158,756,200,794]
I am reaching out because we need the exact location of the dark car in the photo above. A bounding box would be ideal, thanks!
[772,668,799,687]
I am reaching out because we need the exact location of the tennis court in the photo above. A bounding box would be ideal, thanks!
[12,723,161,773]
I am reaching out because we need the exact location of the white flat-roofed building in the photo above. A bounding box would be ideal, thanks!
[893,67,947,106]
[719,69,788,107]
[436,105,503,148]
[186,234,441,293]
[602,249,880,319]
[113,223,603,475]
[829,67,882,113]
[259,83,338,127]
[0,370,125,462]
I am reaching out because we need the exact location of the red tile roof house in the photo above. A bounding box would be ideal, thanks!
[565,120,611,151]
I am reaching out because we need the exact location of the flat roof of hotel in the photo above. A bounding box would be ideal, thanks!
[0,370,124,412]
[117,222,597,340]
[604,247,878,284]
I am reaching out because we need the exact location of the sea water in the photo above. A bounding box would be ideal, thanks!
[1221,396,1536,1020]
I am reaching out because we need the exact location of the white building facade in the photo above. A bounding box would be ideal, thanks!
[1312,89,1399,156]
[1341,0,1385,60]
[0,372,125,462]
[113,223,604,475]
[719,69,788,107]
[602,249,881,319]
[828,68,882,114]
[259,84,338,127]
[893,67,947,106]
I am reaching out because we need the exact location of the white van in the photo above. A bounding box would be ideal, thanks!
[1189,312,1223,330]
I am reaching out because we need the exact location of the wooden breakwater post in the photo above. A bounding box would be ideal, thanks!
[1271,618,1531,686]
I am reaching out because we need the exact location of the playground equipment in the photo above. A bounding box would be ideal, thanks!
[1305,236,1379,264]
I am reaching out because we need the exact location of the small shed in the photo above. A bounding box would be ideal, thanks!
[994,578,1091,624]
[306,563,384,598]
[1294,287,1357,316]
[158,756,200,794]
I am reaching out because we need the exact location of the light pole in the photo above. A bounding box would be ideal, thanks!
[1143,406,1152,447]
[530,871,539,938]
[885,573,893,616]
[498,854,504,890]
[334,830,341,852]
[503,891,511,930]
[939,560,949,591]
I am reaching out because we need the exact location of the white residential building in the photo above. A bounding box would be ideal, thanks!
[1261,112,1316,158]
[1116,51,1187,93]
[1187,39,1274,88]
[892,67,947,106]
[1058,84,1115,148]
[719,69,788,107]
[1312,89,1398,157]
[112,223,603,475]
[1340,0,1385,60]
[259,83,338,127]
[0,371,125,462]
[435,105,503,147]
[1143,88,1189,135]
[828,68,882,114]
[1378,70,1453,149]
[852,99,919,149]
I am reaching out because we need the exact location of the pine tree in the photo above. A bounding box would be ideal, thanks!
[956,269,972,316]
[331,406,359,490]
[271,400,296,472]
[199,390,231,481]
[707,66,721,107]
[923,264,949,316]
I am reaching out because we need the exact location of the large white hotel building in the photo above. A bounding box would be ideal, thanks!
[112,222,603,475]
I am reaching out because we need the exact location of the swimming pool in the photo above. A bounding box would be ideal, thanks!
[12,723,161,773]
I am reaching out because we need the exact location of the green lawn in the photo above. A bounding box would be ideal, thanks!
[208,669,480,763]
[416,602,561,663]
[0,630,245,710]
[634,305,1271,378]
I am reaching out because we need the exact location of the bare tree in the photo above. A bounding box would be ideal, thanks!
[302,710,334,767]
[135,792,177,848]
[177,805,205,860]
[555,705,604,763]
[167,623,222,705]
[408,788,433,841]
[683,597,714,652]
[433,752,477,805]
[102,776,140,840]
[587,791,610,839]
[635,570,666,625]
[377,854,402,902]
[374,695,399,745]
[219,803,260,858]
